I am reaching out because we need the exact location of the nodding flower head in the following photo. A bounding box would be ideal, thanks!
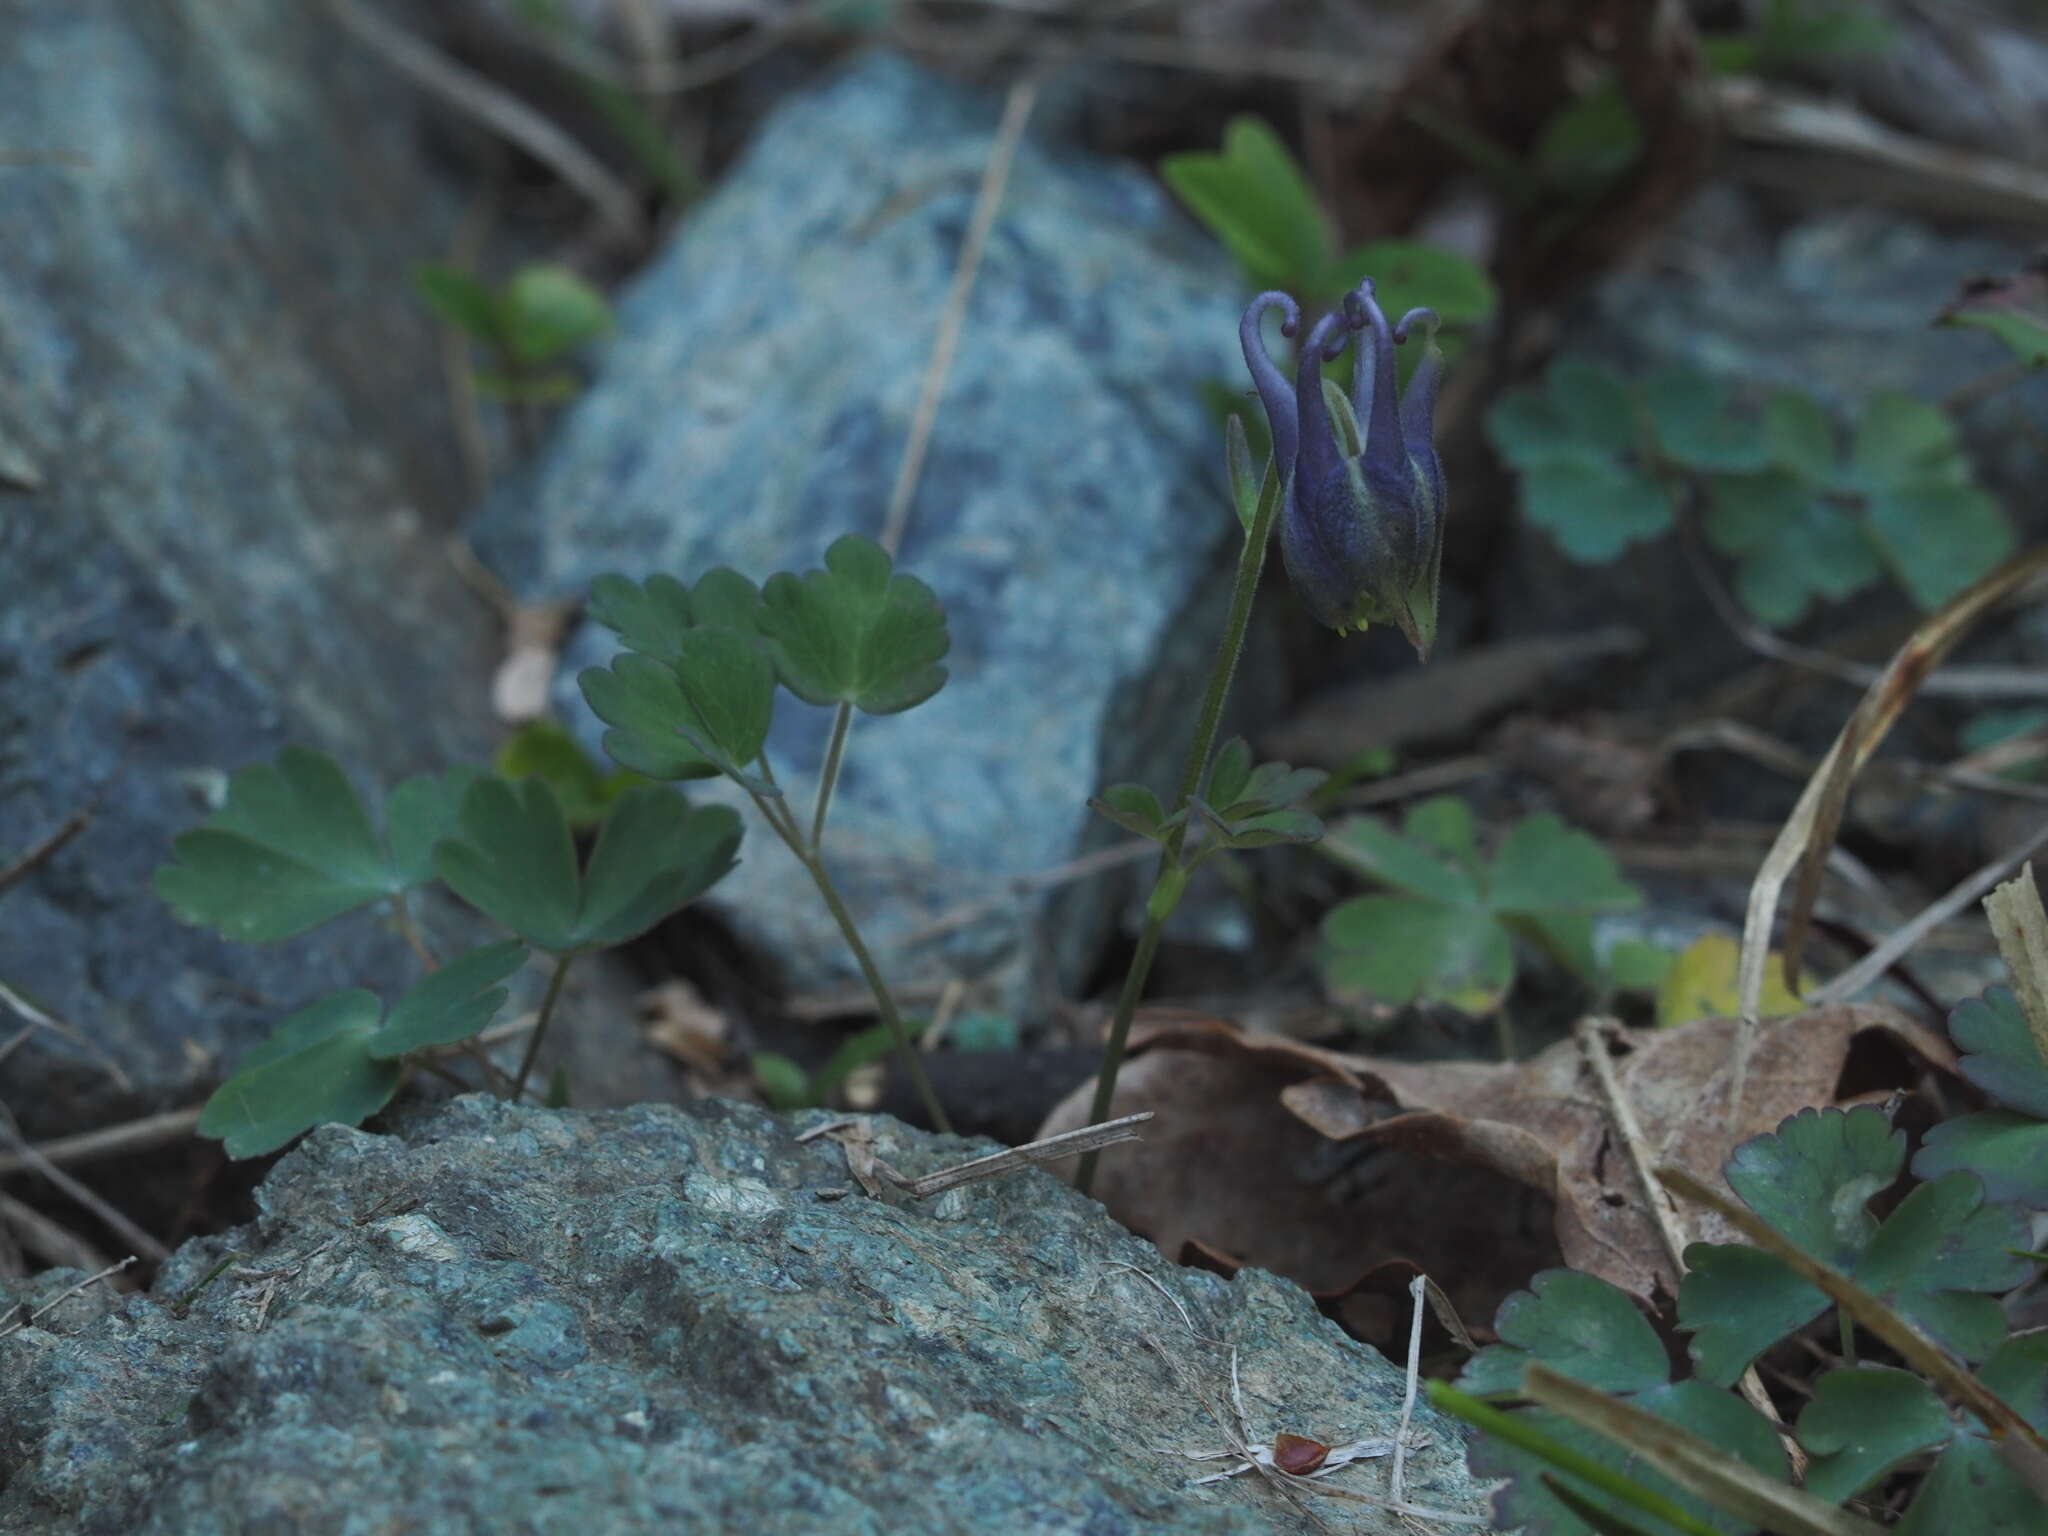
[1240,280,1445,659]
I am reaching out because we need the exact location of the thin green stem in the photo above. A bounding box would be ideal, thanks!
[1075,486,1278,1194]
[511,952,574,1102]
[799,853,953,1135]
[389,890,438,971]
[810,702,854,849]
[743,779,954,1136]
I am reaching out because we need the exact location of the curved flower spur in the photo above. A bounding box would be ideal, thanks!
[1241,279,1446,658]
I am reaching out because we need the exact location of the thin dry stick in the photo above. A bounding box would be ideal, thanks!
[0,1190,111,1274]
[877,75,1038,557]
[324,0,644,244]
[0,1106,203,1178]
[1575,1017,1803,1471]
[0,803,91,896]
[886,1111,1152,1198]
[1389,1275,1426,1508]
[1733,547,2048,1120]
[1575,1019,1689,1280]
[1810,819,2048,1007]
[1687,530,2048,699]
[0,1256,135,1340]
[0,1113,169,1264]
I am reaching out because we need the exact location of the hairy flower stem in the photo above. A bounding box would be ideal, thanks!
[511,951,574,1102]
[747,762,955,1136]
[1075,476,1278,1195]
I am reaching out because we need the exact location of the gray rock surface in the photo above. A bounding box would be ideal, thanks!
[473,51,1246,1001]
[0,1096,1492,1534]
[0,1,675,1141]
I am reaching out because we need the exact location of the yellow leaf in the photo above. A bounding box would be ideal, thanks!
[1655,933,1806,1029]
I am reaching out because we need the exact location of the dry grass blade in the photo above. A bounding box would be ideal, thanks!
[324,0,644,243]
[1658,1164,2048,1460]
[1521,1363,1887,1536]
[888,1112,1152,1198]
[1811,823,2048,1007]
[1984,863,2048,1060]
[1734,546,2048,1121]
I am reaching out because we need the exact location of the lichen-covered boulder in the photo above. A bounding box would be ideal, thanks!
[473,51,1246,999]
[0,1097,1490,1533]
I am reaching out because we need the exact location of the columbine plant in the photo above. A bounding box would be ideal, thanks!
[1076,276,1445,1190]
[163,275,1442,1166]
[156,751,739,1155]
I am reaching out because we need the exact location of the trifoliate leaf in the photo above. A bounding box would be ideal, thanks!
[155,748,474,944]
[1796,1366,1951,1505]
[1159,115,1332,294]
[1323,812,1482,906]
[1458,1270,1787,1536]
[1865,478,2013,610]
[499,264,611,366]
[1522,459,1676,564]
[1915,987,2048,1205]
[1459,1269,1669,1396]
[1487,815,1642,916]
[1682,1106,2030,1383]
[1679,1241,1835,1389]
[367,940,526,1058]
[1643,368,1766,473]
[586,569,763,667]
[579,653,721,782]
[757,535,949,715]
[1705,469,1882,626]
[198,991,401,1158]
[1320,895,1512,1011]
[433,777,739,952]
[1844,392,1961,491]
[1320,801,1642,1015]
[1894,1334,2048,1533]
[1761,390,1837,482]
[1324,239,1498,327]
[1487,360,1638,466]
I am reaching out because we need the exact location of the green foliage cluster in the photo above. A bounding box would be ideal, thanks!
[159,531,959,1153]
[1160,116,1496,328]
[1488,359,2014,625]
[1435,985,2048,1533]
[156,749,737,1155]
[1316,796,1643,1016]
[414,262,613,403]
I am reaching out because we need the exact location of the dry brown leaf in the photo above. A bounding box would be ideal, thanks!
[638,980,730,1075]
[1042,1006,1950,1308]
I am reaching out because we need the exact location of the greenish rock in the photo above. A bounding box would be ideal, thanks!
[472,51,1246,1001]
[0,1,673,1142]
[0,1097,1491,1533]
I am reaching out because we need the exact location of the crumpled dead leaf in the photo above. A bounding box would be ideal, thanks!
[1042,1005,1951,1307]
[639,979,730,1073]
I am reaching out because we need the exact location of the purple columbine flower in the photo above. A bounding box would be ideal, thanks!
[1241,279,1446,659]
